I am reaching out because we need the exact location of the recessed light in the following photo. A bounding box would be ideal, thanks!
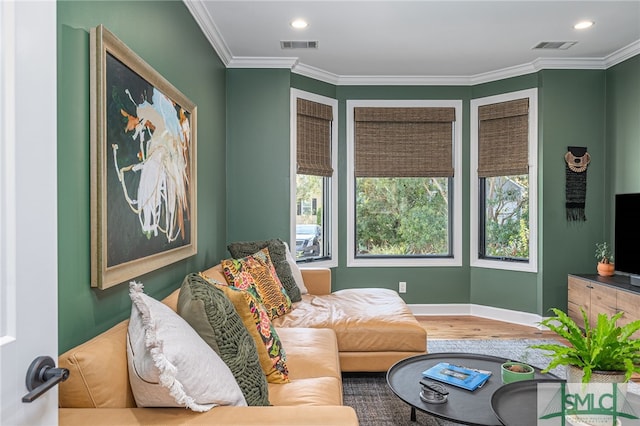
[574,21,594,30]
[291,19,308,29]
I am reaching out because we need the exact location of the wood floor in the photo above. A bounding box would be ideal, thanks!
[416,315,562,340]
[416,316,640,382]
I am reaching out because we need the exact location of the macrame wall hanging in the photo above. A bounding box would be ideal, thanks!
[565,146,590,222]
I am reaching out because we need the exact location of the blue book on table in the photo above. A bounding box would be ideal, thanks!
[422,362,492,391]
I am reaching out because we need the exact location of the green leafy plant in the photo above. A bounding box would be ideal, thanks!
[531,307,640,383]
[595,242,614,264]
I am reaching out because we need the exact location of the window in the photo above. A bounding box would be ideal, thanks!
[471,89,538,272]
[347,100,462,267]
[290,89,337,267]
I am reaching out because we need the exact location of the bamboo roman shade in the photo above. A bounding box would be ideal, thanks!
[297,98,333,177]
[354,107,455,178]
[477,98,529,177]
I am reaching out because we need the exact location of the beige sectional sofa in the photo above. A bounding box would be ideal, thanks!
[58,266,426,425]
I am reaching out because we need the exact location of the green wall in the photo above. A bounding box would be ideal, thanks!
[225,69,292,243]
[333,85,471,303]
[57,0,227,352]
[227,68,623,315]
[538,70,608,313]
[469,75,540,312]
[607,55,640,199]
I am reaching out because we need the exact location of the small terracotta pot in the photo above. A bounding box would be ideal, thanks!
[597,262,615,277]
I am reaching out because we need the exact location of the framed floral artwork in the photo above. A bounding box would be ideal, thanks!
[90,25,197,289]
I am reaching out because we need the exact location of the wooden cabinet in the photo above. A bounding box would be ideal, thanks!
[616,294,640,334]
[568,274,640,337]
[567,276,591,324]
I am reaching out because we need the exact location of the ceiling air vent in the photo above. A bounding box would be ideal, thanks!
[532,41,578,50]
[281,40,319,49]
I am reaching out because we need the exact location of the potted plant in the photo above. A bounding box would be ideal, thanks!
[595,242,615,276]
[531,307,640,384]
[501,361,535,383]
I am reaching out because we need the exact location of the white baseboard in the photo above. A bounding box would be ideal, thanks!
[409,303,546,329]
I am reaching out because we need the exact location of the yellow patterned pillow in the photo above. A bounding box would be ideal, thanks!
[221,248,292,319]
[211,282,289,384]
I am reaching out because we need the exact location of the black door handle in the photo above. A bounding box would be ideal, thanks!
[22,356,69,403]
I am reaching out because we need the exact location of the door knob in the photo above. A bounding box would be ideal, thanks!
[22,356,69,403]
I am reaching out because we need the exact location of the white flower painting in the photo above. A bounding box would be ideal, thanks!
[91,25,196,290]
[112,87,191,244]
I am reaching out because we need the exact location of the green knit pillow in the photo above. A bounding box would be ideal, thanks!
[227,239,302,303]
[177,273,269,406]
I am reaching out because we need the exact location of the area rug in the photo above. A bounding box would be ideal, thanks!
[341,338,639,426]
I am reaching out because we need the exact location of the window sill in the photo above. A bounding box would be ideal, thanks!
[471,258,537,273]
[347,257,462,268]
[297,258,337,269]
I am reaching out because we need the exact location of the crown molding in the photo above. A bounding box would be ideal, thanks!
[292,63,340,85]
[182,0,232,66]
[222,50,640,86]
[228,57,299,69]
[469,62,539,85]
[336,74,474,86]
[532,57,605,70]
[184,2,639,85]
[605,39,640,68]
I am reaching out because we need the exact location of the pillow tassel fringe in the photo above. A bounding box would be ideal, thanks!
[128,281,214,412]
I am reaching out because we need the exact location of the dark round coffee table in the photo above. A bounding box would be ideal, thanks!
[386,352,556,426]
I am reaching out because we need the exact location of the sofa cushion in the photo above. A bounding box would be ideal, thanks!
[213,282,290,384]
[177,273,270,406]
[268,377,343,406]
[127,282,246,411]
[221,248,292,319]
[275,328,341,381]
[272,288,427,353]
[268,328,342,406]
[228,239,302,302]
[59,320,136,408]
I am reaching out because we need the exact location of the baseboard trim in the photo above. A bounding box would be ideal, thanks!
[409,303,545,329]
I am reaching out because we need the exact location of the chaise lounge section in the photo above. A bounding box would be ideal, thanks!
[202,265,427,372]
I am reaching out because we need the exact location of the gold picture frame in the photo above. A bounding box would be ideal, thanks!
[90,25,197,290]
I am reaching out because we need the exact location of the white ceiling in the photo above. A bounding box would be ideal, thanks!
[187,1,640,84]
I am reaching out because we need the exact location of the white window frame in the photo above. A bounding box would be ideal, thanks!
[290,89,338,268]
[346,99,463,268]
[470,88,538,273]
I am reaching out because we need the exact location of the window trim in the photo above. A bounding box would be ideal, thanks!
[346,99,463,268]
[470,88,538,273]
[290,89,338,268]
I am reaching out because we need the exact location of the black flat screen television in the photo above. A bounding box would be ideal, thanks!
[615,193,640,285]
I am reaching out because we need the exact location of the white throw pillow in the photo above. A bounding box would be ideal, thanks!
[283,242,308,295]
[126,281,246,411]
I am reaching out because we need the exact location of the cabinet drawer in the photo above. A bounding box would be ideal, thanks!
[568,277,591,307]
[590,285,617,316]
[567,301,585,326]
[616,290,640,338]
